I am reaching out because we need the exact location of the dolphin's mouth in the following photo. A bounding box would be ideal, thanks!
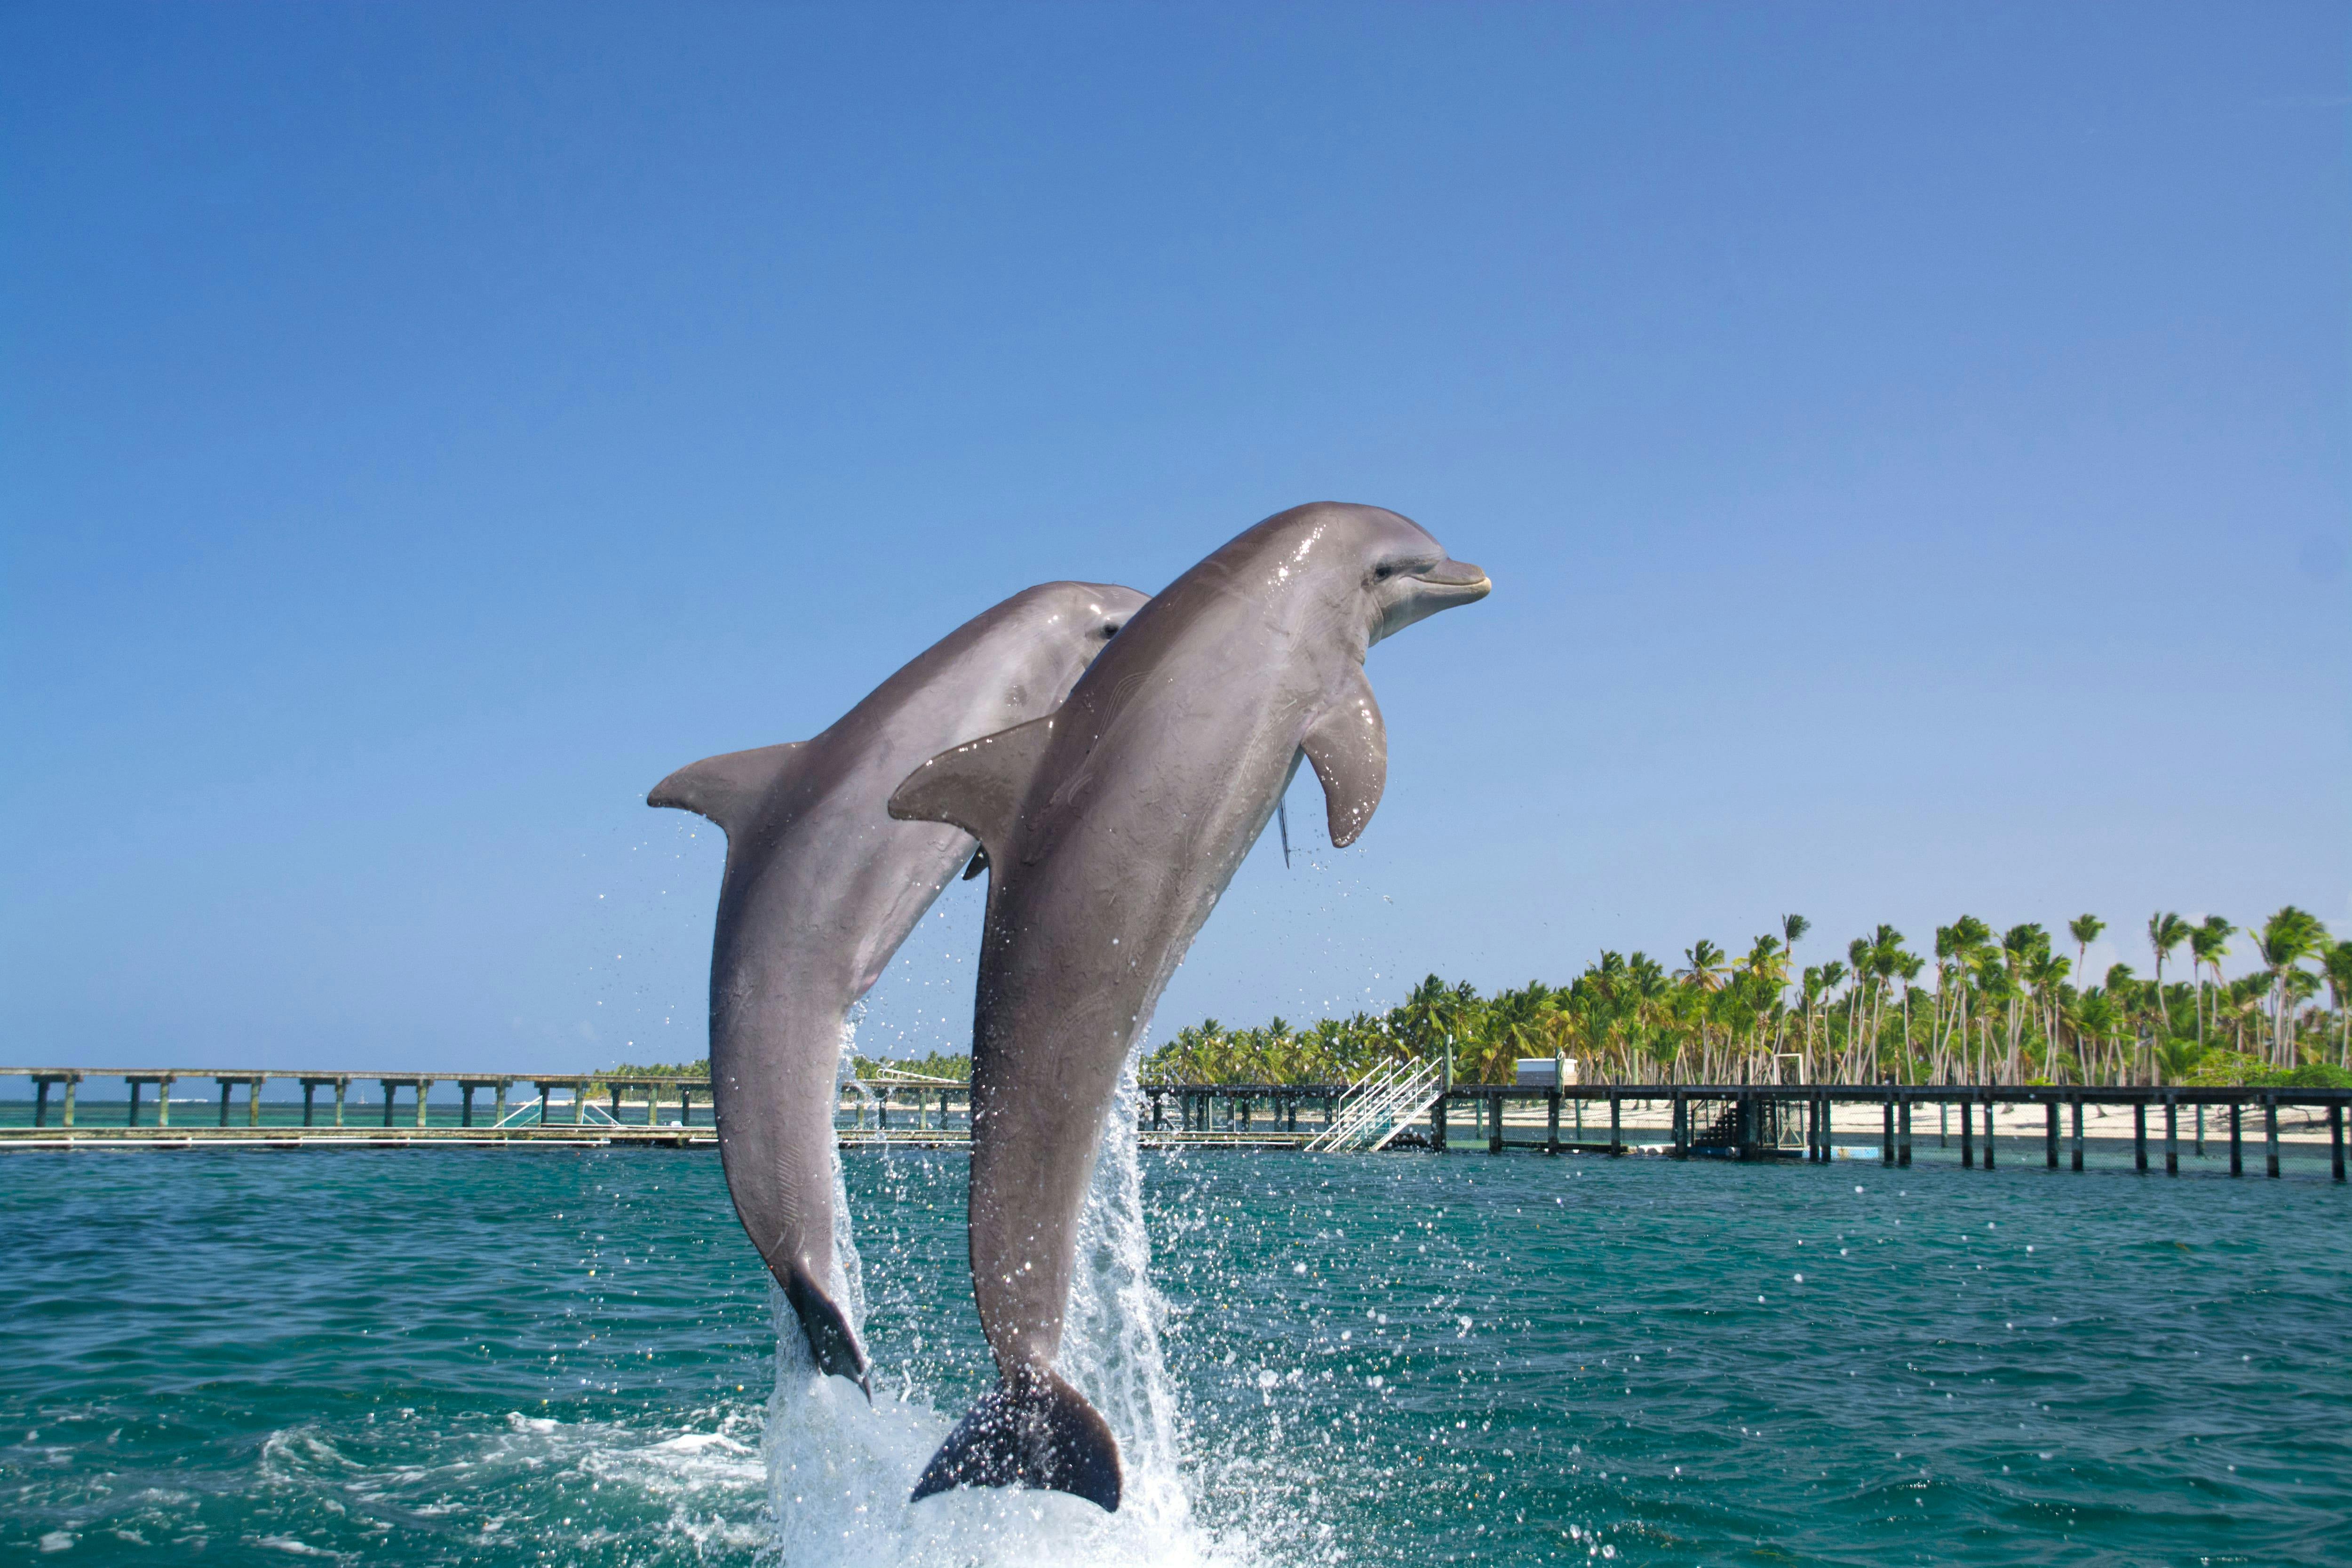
[1411,558,1491,595]
[1372,555,1491,644]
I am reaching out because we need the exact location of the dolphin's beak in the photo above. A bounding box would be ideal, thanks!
[1412,558,1491,596]
[1375,556,1491,642]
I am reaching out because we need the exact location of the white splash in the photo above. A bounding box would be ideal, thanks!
[829,1013,869,1328]
[760,1055,1253,1567]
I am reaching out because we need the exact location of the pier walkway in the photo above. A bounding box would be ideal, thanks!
[1,1069,2344,1180]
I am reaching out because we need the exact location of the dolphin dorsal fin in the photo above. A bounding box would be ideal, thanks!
[1300,665,1387,848]
[647,741,805,837]
[887,713,1058,868]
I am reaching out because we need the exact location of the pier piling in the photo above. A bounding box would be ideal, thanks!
[1898,1097,1912,1167]
[2133,1104,2147,1172]
[2165,1098,2178,1176]
[2230,1102,2242,1176]
[1983,1098,1995,1169]
[2332,1106,2344,1183]
[2045,1100,2058,1170]
[123,1075,173,1127]
[2265,1098,2280,1179]
[2071,1096,2084,1171]
[1960,1097,1973,1167]
[32,1073,79,1129]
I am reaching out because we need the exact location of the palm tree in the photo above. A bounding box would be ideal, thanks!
[1813,959,1846,1080]
[1843,937,1879,1080]
[2147,913,2190,1032]
[1677,940,1729,1076]
[1678,939,1728,993]
[1944,915,1992,1082]
[2068,989,2119,1081]
[2251,907,2330,1067]
[1797,964,1826,1081]
[2188,917,2233,1048]
[2068,914,2104,984]
[2024,948,2071,1081]
[1782,914,1810,961]
[1998,925,2047,1081]
[1976,957,2020,1083]
[1398,975,1454,1078]
[1856,926,1907,1082]
[2152,1027,2204,1086]
[2325,940,2352,1068]
[1928,927,1959,1081]
[1478,983,1558,1084]
[1894,950,1926,1080]
[1780,915,1810,1038]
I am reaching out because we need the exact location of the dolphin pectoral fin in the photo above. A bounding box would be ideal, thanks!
[1301,666,1387,849]
[648,741,806,837]
[908,1369,1121,1512]
[887,713,1058,867]
[779,1261,873,1399]
[961,844,989,881]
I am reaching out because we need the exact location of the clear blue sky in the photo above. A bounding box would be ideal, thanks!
[3,3,2345,1076]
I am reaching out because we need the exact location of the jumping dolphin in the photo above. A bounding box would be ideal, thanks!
[649,580,1148,1392]
[889,503,1489,1509]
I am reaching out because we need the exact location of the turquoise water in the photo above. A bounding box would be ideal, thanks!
[3,1139,2346,1565]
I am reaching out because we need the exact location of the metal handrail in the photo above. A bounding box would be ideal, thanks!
[1304,1062,1405,1152]
[1306,1059,1442,1153]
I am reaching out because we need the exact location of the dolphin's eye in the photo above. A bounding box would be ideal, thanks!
[1374,564,1394,581]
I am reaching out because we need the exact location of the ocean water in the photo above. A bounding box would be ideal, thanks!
[4,1132,2347,1566]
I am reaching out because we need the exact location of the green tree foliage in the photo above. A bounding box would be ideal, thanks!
[1140,906,2345,1088]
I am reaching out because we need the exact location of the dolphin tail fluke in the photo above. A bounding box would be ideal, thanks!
[908,1368,1121,1512]
[648,740,806,837]
[779,1262,873,1400]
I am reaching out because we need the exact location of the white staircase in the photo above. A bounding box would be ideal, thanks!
[1305,1058,1445,1152]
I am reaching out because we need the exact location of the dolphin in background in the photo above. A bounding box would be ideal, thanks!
[890,503,1489,1508]
[650,580,1148,1392]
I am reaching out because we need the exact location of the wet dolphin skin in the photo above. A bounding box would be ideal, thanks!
[890,503,1489,1508]
[650,580,1146,1391]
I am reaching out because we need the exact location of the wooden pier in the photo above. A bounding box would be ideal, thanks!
[1,1069,2345,1179]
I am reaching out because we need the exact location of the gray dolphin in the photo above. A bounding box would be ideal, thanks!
[888,503,1489,1509]
[649,580,1148,1392]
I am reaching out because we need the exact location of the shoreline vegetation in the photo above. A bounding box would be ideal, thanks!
[601,907,2350,1093]
[1139,907,2351,1090]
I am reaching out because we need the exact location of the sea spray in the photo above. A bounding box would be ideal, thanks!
[760,1011,923,1566]
[828,1012,870,1331]
[758,1045,1250,1567]
[1060,1063,1198,1544]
